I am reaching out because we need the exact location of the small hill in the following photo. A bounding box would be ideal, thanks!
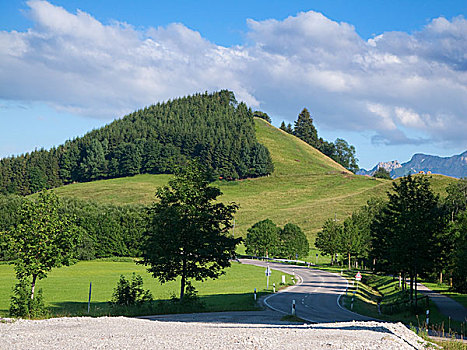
[0,91,273,196]
[54,119,405,242]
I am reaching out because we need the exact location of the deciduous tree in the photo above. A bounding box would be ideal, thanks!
[140,163,240,300]
[7,191,79,300]
[278,223,309,259]
[245,219,280,257]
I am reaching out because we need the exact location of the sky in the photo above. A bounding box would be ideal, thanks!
[0,1,466,169]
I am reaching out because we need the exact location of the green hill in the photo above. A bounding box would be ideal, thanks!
[53,118,456,244]
[0,91,273,196]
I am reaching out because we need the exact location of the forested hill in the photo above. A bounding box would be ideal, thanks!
[0,91,274,196]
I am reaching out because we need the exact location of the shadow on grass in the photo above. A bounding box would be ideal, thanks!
[47,292,265,319]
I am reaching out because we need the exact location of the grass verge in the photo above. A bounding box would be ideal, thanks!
[313,265,466,338]
[0,260,293,318]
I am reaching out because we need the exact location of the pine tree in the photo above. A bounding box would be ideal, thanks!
[280,121,287,131]
[293,108,319,148]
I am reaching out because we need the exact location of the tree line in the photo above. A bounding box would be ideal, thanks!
[0,90,274,196]
[280,108,358,173]
[316,176,467,298]
[0,194,146,261]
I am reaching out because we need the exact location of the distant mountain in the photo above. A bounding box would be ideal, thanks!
[357,161,401,176]
[358,151,467,179]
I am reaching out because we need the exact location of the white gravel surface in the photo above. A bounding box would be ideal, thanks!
[0,316,433,349]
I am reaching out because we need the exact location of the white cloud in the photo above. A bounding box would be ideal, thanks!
[0,1,466,149]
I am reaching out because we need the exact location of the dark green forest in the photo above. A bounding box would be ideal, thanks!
[0,194,146,261]
[0,90,274,195]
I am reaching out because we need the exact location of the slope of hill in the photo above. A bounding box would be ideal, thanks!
[53,119,456,243]
[53,119,385,238]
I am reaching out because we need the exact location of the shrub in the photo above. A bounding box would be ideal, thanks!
[111,273,153,306]
[9,279,48,318]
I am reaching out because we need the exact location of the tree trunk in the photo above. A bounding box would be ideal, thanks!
[180,258,186,300]
[31,274,37,300]
[348,252,351,270]
[399,273,402,289]
[330,253,334,266]
[439,271,443,285]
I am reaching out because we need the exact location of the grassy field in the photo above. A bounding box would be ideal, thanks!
[52,119,457,244]
[0,260,292,317]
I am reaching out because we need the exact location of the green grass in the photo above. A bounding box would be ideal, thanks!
[0,260,293,317]
[51,119,457,244]
[322,266,467,335]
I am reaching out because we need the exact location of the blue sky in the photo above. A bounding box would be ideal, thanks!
[1,0,466,169]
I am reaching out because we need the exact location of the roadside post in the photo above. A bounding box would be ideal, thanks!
[87,282,92,314]
[426,310,429,331]
[292,299,296,315]
[273,283,276,293]
[254,288,257,300]
[316,253,318,265]
[265,265,271,290]
[282,275,286,284]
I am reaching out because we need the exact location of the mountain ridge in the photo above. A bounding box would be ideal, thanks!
[358,151,467,178]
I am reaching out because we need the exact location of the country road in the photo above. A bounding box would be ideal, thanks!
[241,259,374,323]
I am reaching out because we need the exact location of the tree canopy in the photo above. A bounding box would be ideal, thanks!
[278,223,309,259]
[373,167,392,180]
[5,191,79,300]
[371,175,446,305]
[244,219,280,257]
[139,163,240,299]
[315,218,342,265]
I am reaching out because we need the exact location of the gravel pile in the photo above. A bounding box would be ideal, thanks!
[0,317,433,349]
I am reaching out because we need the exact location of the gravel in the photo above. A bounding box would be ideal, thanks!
[0,316,433,349]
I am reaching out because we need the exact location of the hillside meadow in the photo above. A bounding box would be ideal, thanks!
[52,119,457,244]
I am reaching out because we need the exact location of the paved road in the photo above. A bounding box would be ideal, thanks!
[241,259,374,323]
[417,283,467,322]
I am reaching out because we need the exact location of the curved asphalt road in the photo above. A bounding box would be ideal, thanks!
[241,259,374,323]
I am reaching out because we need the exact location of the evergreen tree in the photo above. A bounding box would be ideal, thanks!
[253,111,271,123]
[293,108,319,148]
[280,121,287,131]
[371,175,446,307]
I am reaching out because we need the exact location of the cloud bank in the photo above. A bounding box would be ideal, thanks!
[1,1,466,147]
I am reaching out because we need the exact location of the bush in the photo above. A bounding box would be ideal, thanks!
[9,279,48,318]
[111,273,153,306]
